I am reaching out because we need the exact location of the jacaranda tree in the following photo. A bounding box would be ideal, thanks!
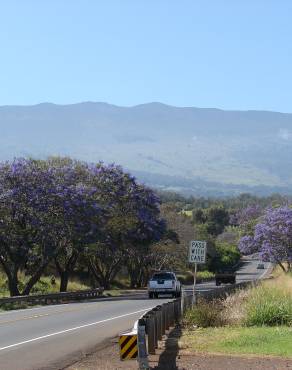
[238,207,292,272]
[0,158,103,296]
[0,157,167,295]
[124,184,166,288]
[86,163,166,289]
[47,157,106,292]
[233,205,263,236]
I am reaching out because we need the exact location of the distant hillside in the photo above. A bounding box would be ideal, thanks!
[1,102,292,196]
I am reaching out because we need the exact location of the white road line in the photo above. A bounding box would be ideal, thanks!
[0,294,147,316]
[258,262,272,280]
[0,307,153,352]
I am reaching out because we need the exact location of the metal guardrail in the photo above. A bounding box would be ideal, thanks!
[132,281,257,369]
[0,287,104,306]
[132,291,193,369]
[198,280,254,300]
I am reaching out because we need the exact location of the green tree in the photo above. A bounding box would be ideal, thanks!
[205,207,229,236]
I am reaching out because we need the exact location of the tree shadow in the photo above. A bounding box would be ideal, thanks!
[151,325,182,370]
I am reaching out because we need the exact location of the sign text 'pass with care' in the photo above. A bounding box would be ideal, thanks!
[189,241,207,264]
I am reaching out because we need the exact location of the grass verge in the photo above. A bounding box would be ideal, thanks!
[181,268,292,358]
[181,326,292,358]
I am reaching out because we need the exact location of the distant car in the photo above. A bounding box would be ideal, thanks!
[148,271,181,299]
[257,263,265,269]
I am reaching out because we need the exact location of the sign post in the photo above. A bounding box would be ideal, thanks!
[189,240,207,306]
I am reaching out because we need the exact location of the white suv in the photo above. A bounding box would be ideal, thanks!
[148,271,181,299]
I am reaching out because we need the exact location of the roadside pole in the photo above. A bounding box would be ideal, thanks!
[189,240,207,307]
[192,262,197,306]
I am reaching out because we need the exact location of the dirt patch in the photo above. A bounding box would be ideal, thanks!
[64,336,292,370]
[64,339,138,370]
[151,350,292,370]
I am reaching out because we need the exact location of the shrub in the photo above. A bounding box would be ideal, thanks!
[221,288,249,326]
[210,241,241,272]
[178,271,214,285]
[183,271,292,328]
[245,284,292,326]
[183,298,226,328]
[30,278,54,294]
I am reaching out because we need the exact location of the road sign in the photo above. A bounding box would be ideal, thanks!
[119,333,138,360]
[189,240,207,306]
[189,240,207,264]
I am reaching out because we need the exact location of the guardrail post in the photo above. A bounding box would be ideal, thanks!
[156,307,162,340]
[171,301,175,326]
[165,303,170,331]
[176,297,181,321]
[137,319,149,370]
[153,312,158,349]
[169,302,172,327]
[181,288,185,315]
[146,315,156,354]
[161,304,166,336]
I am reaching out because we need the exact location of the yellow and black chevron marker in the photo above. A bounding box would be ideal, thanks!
[119,334,138,360]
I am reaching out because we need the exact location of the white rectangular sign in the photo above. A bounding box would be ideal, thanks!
[189,240,207,264]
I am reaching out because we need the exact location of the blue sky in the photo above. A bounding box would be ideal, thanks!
[1,1,292,112]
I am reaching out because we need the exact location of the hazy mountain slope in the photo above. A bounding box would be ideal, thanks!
[1,102,292,195]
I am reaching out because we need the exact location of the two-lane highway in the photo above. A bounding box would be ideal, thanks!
[0,297,170,370]
[0,258,270,370]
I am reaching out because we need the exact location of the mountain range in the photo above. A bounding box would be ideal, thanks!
[1,102,292,197]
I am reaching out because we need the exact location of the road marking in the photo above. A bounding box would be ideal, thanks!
[0,293,147,317]
[0,295,149,325]
[258,262,272,280]
[0,307,153,352]
[0,305,95,326]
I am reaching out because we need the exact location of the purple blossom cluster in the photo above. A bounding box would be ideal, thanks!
[0,158,165,295]
[231,205,262,226]
[238,206,292,271]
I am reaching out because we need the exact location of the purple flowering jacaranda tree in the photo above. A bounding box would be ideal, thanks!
[0,158,104,296]
[238,207,292,272]
[47,157,106,292]
[86,163,166,289]
[124,184,166,288]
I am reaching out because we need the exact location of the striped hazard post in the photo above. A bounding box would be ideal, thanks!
[119,333,138,360]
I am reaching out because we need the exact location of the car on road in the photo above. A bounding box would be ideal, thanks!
[148,271,181,298]
[215,270,236,286]
[257,263,265,269]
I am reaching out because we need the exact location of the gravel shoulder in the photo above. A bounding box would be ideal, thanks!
[65,337,292,370]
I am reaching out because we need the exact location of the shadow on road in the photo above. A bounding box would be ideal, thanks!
[151,326,182,370]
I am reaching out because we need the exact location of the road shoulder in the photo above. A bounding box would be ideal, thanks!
[64,339,292,370]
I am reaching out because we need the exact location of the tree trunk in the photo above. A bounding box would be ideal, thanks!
[128,265,139,288]
[278,261,287,273]
[88,260,103,287]
[0,257,20,296]
[88,257,121,290]
[55,253,78,292]
[128,255,147,288]
[8,272,20,296]
[59,271,69,292]
[101,275,111,290]
[22,261,49,296]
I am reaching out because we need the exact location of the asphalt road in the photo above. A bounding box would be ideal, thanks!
[184,257,271,294]
[0,258,270,370]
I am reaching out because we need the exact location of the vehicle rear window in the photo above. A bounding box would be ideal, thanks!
[151,273,174,280]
